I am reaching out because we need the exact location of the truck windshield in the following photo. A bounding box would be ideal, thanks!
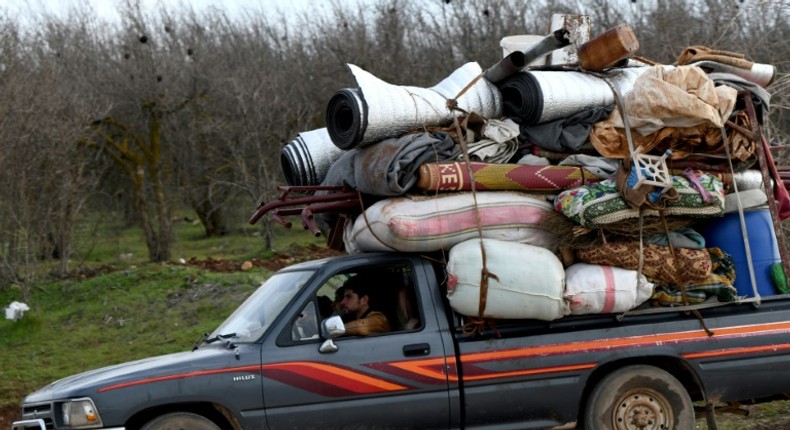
[208,270,314,343]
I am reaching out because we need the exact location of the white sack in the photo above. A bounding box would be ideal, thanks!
[564,263,653,315]
[447,238,569,320]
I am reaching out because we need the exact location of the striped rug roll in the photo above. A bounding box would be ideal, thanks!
[416,162,602,192]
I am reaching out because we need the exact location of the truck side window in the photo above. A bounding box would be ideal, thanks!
[333,263,422,334]
[286,262,423,344]
[290,302,320,341]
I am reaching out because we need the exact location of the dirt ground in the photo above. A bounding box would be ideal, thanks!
[0,405,16,428]
[184,244,344,273]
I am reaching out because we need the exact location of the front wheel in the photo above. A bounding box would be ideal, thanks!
[141,412,221,430]
[583,365,694,430]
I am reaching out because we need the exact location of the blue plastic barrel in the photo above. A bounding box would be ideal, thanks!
[700,209,780,297]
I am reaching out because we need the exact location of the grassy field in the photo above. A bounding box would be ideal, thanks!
[0,215,326,410]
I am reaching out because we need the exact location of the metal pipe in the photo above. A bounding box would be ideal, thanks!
[484,29,570,84]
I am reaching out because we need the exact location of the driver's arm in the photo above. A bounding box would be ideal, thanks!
[344,311,391,336]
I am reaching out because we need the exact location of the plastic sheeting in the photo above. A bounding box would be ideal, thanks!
[326,63,502,150]
[589,65,738,159]
[5,301,29,321]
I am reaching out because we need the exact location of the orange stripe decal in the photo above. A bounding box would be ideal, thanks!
[376,321,790,384]
[463,320,790,363]
[683,342,790,360]
[462,362,597,381]
[264,361,407,393]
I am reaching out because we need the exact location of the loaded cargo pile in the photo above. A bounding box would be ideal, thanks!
[252,14,788,324]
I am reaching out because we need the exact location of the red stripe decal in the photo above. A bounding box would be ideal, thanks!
[263,362,408,394]
[601,265,617,314]
[98,365,262,393]
[263,361,411,397]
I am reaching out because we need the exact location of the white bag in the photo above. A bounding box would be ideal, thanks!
[564,263,653,315]
[447,238,569,320]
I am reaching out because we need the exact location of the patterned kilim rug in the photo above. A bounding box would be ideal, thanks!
[416,162,601,192]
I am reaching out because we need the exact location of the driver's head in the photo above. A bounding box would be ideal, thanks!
[340,277,371,319]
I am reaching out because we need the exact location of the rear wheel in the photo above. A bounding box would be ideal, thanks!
[141,412,221,430]
[583,365,694,429]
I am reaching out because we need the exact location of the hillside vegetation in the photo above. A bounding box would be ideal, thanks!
[0,219,331,410]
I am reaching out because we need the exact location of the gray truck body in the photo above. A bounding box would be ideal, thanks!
[12,252,790,429]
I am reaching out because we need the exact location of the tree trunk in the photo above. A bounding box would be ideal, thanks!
[193,200,230,237]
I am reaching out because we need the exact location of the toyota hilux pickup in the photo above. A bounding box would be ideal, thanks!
[11,250,790,430]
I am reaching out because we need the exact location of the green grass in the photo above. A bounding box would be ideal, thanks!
[70,213,324,268]
[0,217,326,408]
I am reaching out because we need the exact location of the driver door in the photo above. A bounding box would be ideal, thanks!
[260,259,453,429]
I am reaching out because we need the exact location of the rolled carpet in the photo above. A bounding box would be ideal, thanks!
[416,161,601,192]
[326,62,502,150]
[280,128,346,186]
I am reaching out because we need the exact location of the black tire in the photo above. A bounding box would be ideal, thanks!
[141,412,221,430]
[583,365,694,430]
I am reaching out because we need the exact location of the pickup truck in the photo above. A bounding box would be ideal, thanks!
[11,250,790,430]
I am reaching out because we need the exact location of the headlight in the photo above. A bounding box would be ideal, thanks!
[60,398,103,429]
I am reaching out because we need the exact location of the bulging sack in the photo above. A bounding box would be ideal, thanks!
[344,192,559,253]
[446,238,569,320]
[564,263,653,315]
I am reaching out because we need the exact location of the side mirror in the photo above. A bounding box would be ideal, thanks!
[319,315,345,354]
[321,315,346,338]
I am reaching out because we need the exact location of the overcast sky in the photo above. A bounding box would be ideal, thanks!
[2,0,337,27]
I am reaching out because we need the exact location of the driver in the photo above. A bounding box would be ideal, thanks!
[339,276,391,336]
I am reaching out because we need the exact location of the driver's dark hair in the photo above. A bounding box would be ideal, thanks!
[343,275,371,301]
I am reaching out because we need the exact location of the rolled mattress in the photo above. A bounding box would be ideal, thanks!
[499,66,647,125]
[446,238,569,320]
[326,62,502,149]
[280,128,345,186]
[343,191,559,254]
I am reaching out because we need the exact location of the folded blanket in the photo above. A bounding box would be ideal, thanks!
[322,131,457,196]
[554,174,725,229]
[651,247,738,305]
[576,242,712,285]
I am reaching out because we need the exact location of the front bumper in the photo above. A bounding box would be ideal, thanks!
[11,420,124,430]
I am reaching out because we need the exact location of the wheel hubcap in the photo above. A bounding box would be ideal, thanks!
[613,389,673,429]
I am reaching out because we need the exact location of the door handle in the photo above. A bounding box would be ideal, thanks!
[403,343,430,356]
